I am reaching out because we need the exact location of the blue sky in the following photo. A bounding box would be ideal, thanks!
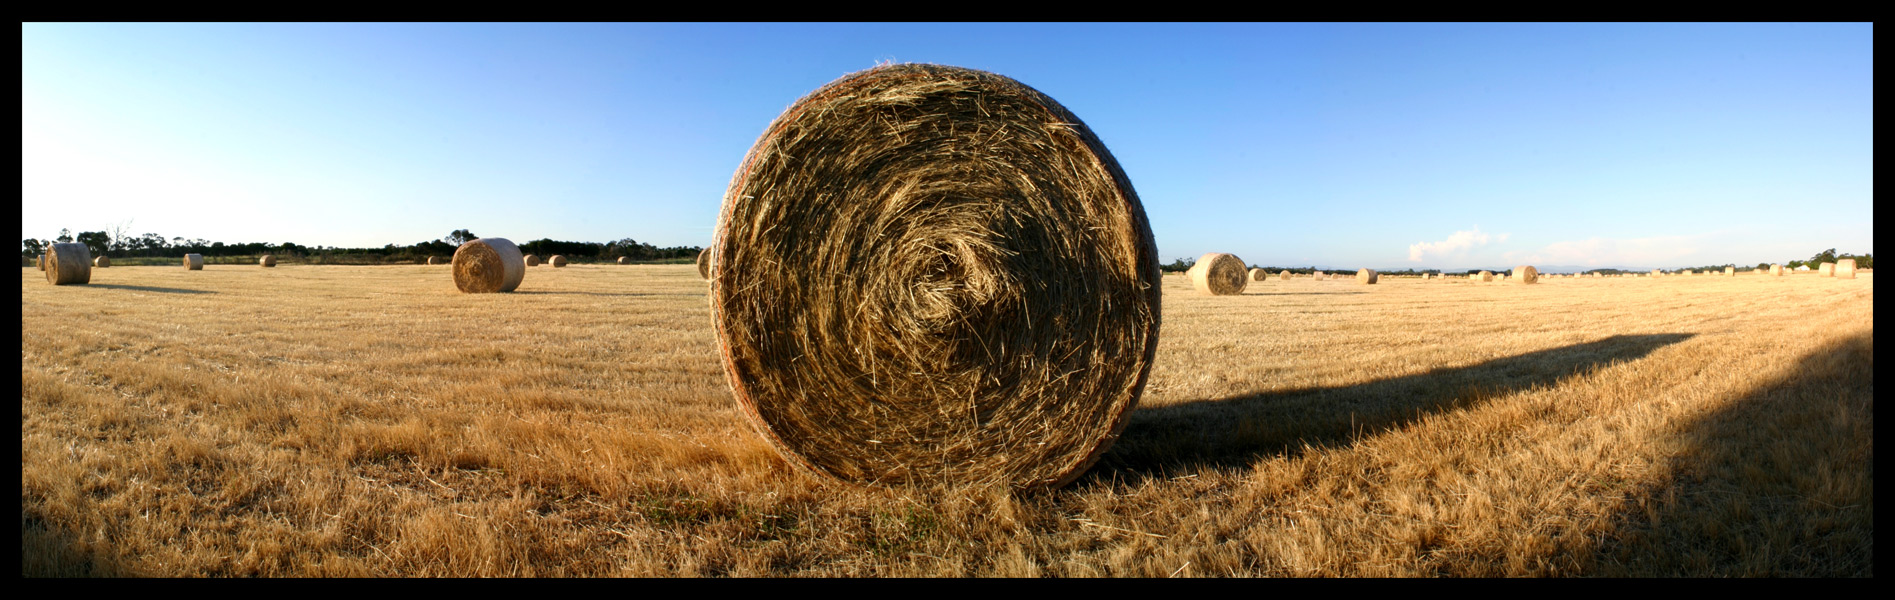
[22,23,1873,270]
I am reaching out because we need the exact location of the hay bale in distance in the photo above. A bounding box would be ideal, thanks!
[452,237,526,293]
[1835,259,1856,279]
[1513,265,1539,284]
[92,255,110,268]
[524,254,541,267]
[696,248,713,279]
[1820,262,1836,277]
[44,243,92,285]
[1278,270,1290,281]
[427,256,444,266]
[184,254,203,270]
[1476,270,1494,282]
[708,63,1161,491]
[1770,264,1784,276]
[1190,253,1248,295]
[1249,268,1268,282]
[1356,268,1378,284]
[259,255,277,267]
[38,254,47,271]
[1724,266,1735,276]
[549,255,568,268]
[617,256,631,265]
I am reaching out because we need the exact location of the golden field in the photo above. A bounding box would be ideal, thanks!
[21,264,1872,576]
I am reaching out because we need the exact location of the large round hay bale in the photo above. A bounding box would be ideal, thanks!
[1724,266,1735,276]
[1312,270,1326,281]
[184,254,203,270]
[1835,259,1856,279]
[1189,253,1248,295]
[259,255,277,267]
[44,243,91,285]
[1820,262,1836,277]
[1355,268,1378,284]
[524,254,541,267]
[1477,270,1494,282]
[696,248,713,279]
[452,237,526,293]
[1278,270,1290,281]
[1513,265,1538,284]
[1770,264,1783,276]
[549,255,568,268]
[92,255,110,268]
[708,64,1162,490]
[617,256,631,265]
[1249,268,1268,282]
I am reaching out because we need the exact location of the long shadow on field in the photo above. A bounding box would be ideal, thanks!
[512,291,700,298]
[21,507,133,576]
[1584,330,1873,576]
[83,283,216,295]
[1087,333,1695,483]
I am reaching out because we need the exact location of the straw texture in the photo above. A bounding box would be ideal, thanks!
[452,237,526,293]
[708,64,1162,491]
[184,254,203,270]
[44,243,91,285]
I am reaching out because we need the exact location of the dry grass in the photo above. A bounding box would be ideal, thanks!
[21,265,1873,577]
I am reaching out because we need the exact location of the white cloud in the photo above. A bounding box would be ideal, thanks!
[1408,227,1501,262]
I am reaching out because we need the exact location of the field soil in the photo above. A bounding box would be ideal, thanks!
[21,265,1873,576]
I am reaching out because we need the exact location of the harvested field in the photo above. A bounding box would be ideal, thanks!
[21,265,1874,576]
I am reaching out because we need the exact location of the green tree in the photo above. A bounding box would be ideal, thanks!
[22,238,45,258]
[74,231,110,257]
[1809,248,1838,267]
[56,228,72,243]
[445,229,478,246]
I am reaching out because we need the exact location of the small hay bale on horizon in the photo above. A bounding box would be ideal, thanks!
[259,255,277,267]
[44,243,91,285]
[1278,270,1290,281]
[549,255,568,268]
[427,256,444,265]
[92,256,110,268]
[524,254,541,267]
[1249,268,1268,282]
[697,248,713,279]
[1476,270,1494,282]
[1356,268,1378,284]
[618,256,631,265]
[452,237,526,293]
[1513,265,1538,284]
[184,254,203,270]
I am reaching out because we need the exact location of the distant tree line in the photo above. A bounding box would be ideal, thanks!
[22,227,701,265]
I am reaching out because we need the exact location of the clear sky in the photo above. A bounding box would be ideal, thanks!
[22,23,1873,271]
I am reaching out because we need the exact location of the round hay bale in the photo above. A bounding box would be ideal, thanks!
[1769,264,1783,276]
[38,254,47,271]
[1513,265,1538,284]
[1836,258,1856,279]
[452,237,526,293]
[1249,268,1268,282]
[1724,266,1735,276]
[259,255,277,267]
[1189,253,1248,295]
[92,255,110,268]
[1355,268,1378,284]
[1820,262,1836,277]
[184,254,203,270]
[696,248,713,279]
[427,256,444,266]
[1278,270,1290,281]
[617,256,631,265]
[1312,271,1326,281]
[44,243,91,285]
[1477,270,1494,282]
[524,254,541,267]
[549,255,568,268]
[708,63,1162,490]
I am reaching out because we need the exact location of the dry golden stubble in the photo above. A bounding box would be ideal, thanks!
[1190,253,1247,295]
[452,238,526,293]
[184,254,203,270]
[709,63,1161,491]
[44,243,91,285]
